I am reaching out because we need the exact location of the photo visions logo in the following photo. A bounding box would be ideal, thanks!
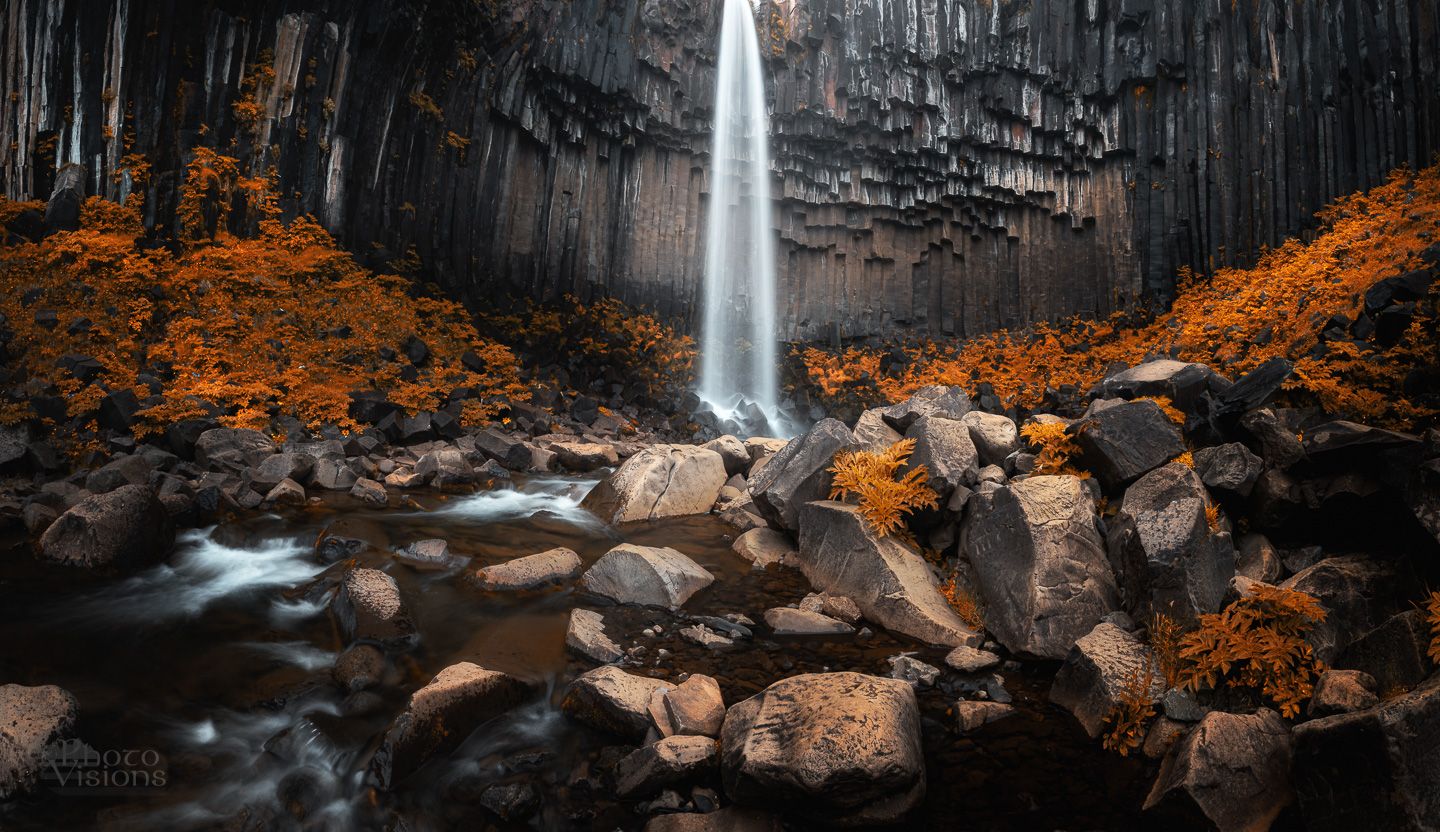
[40,738,168,794]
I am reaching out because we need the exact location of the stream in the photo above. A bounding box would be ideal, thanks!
[0,475,1151,830]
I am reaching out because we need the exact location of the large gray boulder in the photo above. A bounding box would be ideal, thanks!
[368,662,530,789]
[195,427,274,471]
[413,447,474,488]
[1281,555,1401,663]
[1192,443,1263,497]
[1091,360,1228,414]
[332,568,417,649]
[1144,709,1294,832]
[731,527,794,569]
[879,385,971,433]
[960,411,1020,467]
[852,408,904,451]
[750,419,856,531]
[250,452,317,490]
[1106,463,1234,625]
[615,735,718,798]
[795,501,982,648]
[582,445,727,523]
[561,666,673,741]
[962,475,1118,658]
[38,484,175,570]
[1071,400,1186,489]
[580,544,714,609]
[903,415,978,497]
[1050,622,1165,738]
[0,684,78,799]
[719,672,925,825]
[471,547,582,591]
[1292,675,1440,831]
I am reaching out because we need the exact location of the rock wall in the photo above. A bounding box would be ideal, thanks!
[3,0,1437,341]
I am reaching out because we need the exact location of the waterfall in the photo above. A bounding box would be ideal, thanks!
[698,0,784,436]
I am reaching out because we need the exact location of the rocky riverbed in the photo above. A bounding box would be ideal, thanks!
[2,358,1439,830]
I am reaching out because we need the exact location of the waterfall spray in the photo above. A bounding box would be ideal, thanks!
[698,0,783,436]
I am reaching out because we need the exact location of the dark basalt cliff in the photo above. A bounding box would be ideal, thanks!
[3,0,1438,340]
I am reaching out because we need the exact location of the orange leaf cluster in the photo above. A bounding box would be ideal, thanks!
[1102,663,1158,756]
[795,163,1440,429]
[1424,590,1440,665]
[1019,421,1085,476]
[1,151,527,441]
[828,439,939,537]
[939,573,986,631]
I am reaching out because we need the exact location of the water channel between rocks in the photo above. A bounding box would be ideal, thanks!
[0,475,1151,831]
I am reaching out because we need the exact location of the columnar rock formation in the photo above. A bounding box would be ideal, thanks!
[3,0,1437,339]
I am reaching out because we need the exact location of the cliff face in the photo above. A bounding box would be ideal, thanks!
[4,0,1438,341]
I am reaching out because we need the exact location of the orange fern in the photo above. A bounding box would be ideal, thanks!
[828,439,939,537]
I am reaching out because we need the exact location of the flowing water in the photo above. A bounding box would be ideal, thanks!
[0,476,1152,831]
[698,0,782,433]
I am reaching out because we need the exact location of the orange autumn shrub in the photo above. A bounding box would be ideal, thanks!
[0,150,527,440]
[828,438,939,538]
[796,163,1440,429]
[1102,663,1158,756]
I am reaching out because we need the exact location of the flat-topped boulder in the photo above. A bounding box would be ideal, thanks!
[565,608,624,664]
[795,501,981,648]
[580,543,714,609]
[471,547,582,591]
[38,484,175,570]
[1145,709,1294,832]
[561,666,673,741]
[1071,399,1186,489]
[731,527,794,569]
[551,441,619,472]
[582,444,727,523]
[332,568,417,649]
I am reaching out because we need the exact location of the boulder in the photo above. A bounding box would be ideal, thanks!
[615,735,718,798]
[38,484,175,570]
[561,666,673,741]
[565,608,624,665]
[552,441,619,472]
[795,501,981,648]
[1332,610,1435,695]
[702,435,750,476]
[1281,555,1400,663]
[960,410,1020,466]
[1234,533,1283,582]
[83,454,152,494]
[763,607,854,635]
[903,415,979,497]
[1291,676,1440,831]
[393,538,459,571]
[582,445,727,523]
[250,452,317,490]
[1091,360,1227,414]
[731,528,794,569]
[643,807,782,832]
[1143,709,1294,832]
[1106,463,1234,624]
[1071,400,1186,489]
[944,645,1002,673]
[332,568,417,649]
[195,427,274,471]
[264,477,307,506]
[1192,443,1263,497]
[1239,408,1306,470]
[961,476,1119,658]
[749,419,856,531]
[953,701,1016,732]
[349,477,388,506]
[1050,622,1165,738]
[879,385,971,433]
[368,662,530,789]
[472,547,583,591]
[414,447,474,488]
[1308,670,1379,718]
[580,544,714,609]
[852,408,904,451]
[333,644,385,692]
[311,457,359,491]
[657,674,725,737]
[720,672,925,825]
[0,684,78,799]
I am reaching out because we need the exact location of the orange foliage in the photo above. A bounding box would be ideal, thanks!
[1148,613,1185,688]
[796,163,1440,429]
[828,439,939,537]
[0,151,527,439]
[1102,663,1157,756]
[940,574,986,631]
[1424,590,1440,665]
[1019,421,1086,476]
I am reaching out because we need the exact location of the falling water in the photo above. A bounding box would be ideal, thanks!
[699,0,781,434]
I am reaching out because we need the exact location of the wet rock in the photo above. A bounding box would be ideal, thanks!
[479,781,540,822]
[552,441,619,472]
[349,477,388,506]
[880,385,971,433]
[887,655,940,687]
[393,538,458,571]
[720,672,924,825]
[332,568,417,649]
[0,683,78,799]
[1281,555,1400,663]
[749,419,856,531]
[944,645,1002,674]
[21,502,57,536]
[369,662,530,789]
[960,410,1020,467]
[1143,709,1294,832]
[615,735,718,798]
[656,674,725,737]
[1192,443,1263,497]
[679,624,734,649]
[38,484,175,570]
[413,447,474,488]
[473,547,582,591]
[1308,669,1379,718]
[763,607,854,635]
[852,407,904,451]
[953,701,1016,732]
[1331,610,1434,695]
[1106,462,1233,624]
[332,644,385,692]
[795,501,981,648]
[263,477,307,506]
[583,445,727,523]
[730,527,793,569]
[1071,400,1186,489]
[1291,676,1440,831]
[962,475,1118,658]
[1234,533,1283,582]
[702,435,749,476]
[561,666,673,741]
[566,608,623,665]
[1050,622,1165,738]
[903,415,979,497]
[195,427,275,471]
[580,544,714,609]
[311,457,359,491]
